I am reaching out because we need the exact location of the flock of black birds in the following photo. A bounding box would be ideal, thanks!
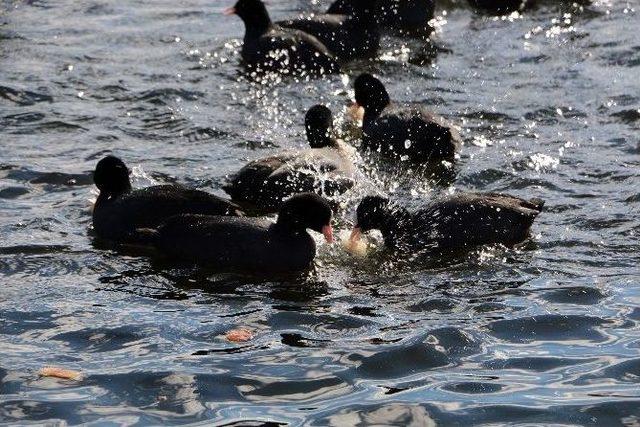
[92,0,555,274]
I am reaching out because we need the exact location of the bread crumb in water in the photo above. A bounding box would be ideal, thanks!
[39,366,82,381]
[342,233,369,257]
[225,328,254,343]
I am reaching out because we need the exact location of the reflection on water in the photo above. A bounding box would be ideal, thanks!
[1,0,640,424]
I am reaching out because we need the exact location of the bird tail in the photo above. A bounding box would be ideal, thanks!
[528,198,545,212]
[221,180,233,193]
[221,176,242,200]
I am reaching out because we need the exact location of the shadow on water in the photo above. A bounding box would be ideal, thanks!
[91,235,330,302]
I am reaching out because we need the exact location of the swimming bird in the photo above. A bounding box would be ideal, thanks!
[224,0,340,76]
[328,0,435,37]
[350,193,544,253]
[92,156,242,244]
[145,193,334,273]
[353,73,462,163]
[278,0,380,61]
[223,105,356,212]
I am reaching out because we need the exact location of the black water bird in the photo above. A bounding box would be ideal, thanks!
[224,105,356,212]
[350,193,544,253]
[328,0,435,36]
[278,0,380,61]
[145,193,334,273]
[92,156,242,243]
[224,0,340,75]
[353,73,462,163]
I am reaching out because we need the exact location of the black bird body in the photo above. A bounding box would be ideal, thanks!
[354,73,461,163]
[224,105,356,212]
[278,2,380,61]
[224,144,355,212]
[229,0,339,75]
[355,193,544,253]
[363,103,461,163]
[328,0,435,36]
[92,156,241,244]
[146,193,334,273]
[152,215,316,272]
[242,27,339,75]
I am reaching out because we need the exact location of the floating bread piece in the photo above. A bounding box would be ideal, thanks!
[39,366,82,381]
[225,329,254,343]
[342,233,369,257]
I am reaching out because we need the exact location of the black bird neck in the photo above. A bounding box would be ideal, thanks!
[362,91,390,126]
[363,101,388,126]
[275,209,305,232]
[307,129,338,149]
[271,221,310,240]
[378,205,410,245]
[241,4,272,38]
[96,185,130,205]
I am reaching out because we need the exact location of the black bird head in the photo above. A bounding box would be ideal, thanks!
[93,156,132,196]
[354,195,391,233]
[354,73,390,118]
[305,104,336,149]
[348,195,391,246]
[224,0,271,34]
[277,193,334,243]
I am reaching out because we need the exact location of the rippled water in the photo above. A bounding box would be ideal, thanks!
[1,0,639,425]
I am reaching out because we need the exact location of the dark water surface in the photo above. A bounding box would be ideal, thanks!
[1,0,639,425]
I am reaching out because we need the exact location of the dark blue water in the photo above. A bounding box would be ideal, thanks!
[1,0,639,425]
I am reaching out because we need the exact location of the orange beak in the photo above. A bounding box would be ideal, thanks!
[322,224,334,244]
[349,227,362,245]
[223,7,236,15]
